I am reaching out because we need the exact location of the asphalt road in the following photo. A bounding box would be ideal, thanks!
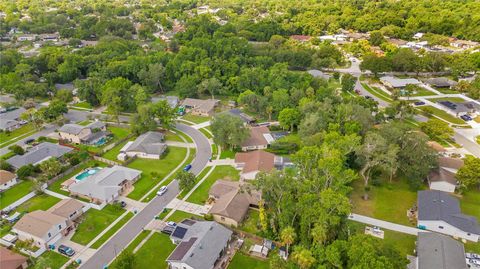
[80,123,211,269]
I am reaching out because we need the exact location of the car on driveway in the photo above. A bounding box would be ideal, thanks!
[460,114,472,121]
[414,101,425,106]
[166,221,177,228]
[58,245,75,256]
[157,186,168,196]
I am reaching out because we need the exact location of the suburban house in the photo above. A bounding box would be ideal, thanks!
[118,131,166,161]
[290,35,311,42]
[46,198,85,233]
[181,98,218,117]
[380,76,421,89]
[226,109,255,125]
[307,69,332,80]
[425,77,458,89]
[427,157,464,193]
[58,121,108,145]
[12,211,68,248]
[0,170,18,190]
[416,232,467,269]
[241,126,274,151]
[417,190,480,242]
[54,83,77,95]
[6,142,73,169]
[208,180,260,227]
[0,107,26,131]
[167,220,232,269]
[152,96,179,109]
[235,150,275,180]
[68,165,141,204]
[0,247,28,269]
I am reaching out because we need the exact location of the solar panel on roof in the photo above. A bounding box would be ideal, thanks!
[172,226,188,239]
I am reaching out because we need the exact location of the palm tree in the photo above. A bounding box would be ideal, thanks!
[280,226,296,257]
[292,246,316,269]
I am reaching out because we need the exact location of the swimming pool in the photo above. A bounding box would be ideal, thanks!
[95,137,107,146]
[75,167,101,181]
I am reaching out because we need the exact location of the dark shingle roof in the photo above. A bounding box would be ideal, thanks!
[418,190,480,234]
[124,131,166,155]
[417,232,467,269]
[6,142,73,169]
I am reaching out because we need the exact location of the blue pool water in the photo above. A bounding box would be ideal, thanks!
[75,167,101,181]
[95,137,107,146]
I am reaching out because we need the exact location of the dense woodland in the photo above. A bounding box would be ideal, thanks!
[1,1,480,269]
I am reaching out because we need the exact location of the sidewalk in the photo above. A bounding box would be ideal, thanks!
[165,141,195,148]
[192,121,211,129]
[348,213,425,236]
[166,198,211,215]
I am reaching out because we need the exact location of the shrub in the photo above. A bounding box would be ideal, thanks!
[17,164,34,179]
[8,145,24,155]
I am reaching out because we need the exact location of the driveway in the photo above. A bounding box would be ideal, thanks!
[348,213,426,236]
[79,123,211,269]
[166,198,211,216]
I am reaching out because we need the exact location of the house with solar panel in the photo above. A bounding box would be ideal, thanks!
[167,219,232,269]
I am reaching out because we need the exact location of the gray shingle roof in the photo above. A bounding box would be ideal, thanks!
[425,77,458,88]
[0,107,26,130]
[167,220,232,269]
[6,142,73,169]
[68,165,141,202]
[124,131,166,155]
[418,190,480,234]
[58,124,84,135]
[380,76,421,88]
[417,232,467,269]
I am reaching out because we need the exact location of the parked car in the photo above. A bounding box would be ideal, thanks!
[25,138,35,144]
[157,186,168,196]
[467,253,480,260]
[414,101,425,106]
[166,221,177,228]
[183,164,192,172]
[114,200,127,208]
[58,245,75,257]
[460,114,472,121]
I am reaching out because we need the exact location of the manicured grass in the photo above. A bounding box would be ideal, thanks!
[167,210,197,222]
[361,83,392,102]
[34,250,69,269]
[186,166,240,204]
[429,97,467,103]
[181,114,210,124]
[77,120,92,126]
[17,194,60,213]
[101,139,133,161]
[239,209,261,235]
[164,131,183,142]
[0,123,36,148]
[110,230,150,268]
[71,205,125,245]
[347,220,416,256]
[229,252,270,269]
[73,101,92,109]
[417,106,466,124]
[0,180,34,208]
[474,116,480,123]
[177,166,212,199]
[133,233,176,269]
[77,126,131,154]
[127,147,188,200]
[350,178,419,226]
[465,242,480,253]
[91,212,134,249]
[410,87,437,96]
[435,88,458,94]
[220,149,236,159]
[459,189,480,222]
[1,151,16,160]
[212,144,218,157]
[199,128,213,139]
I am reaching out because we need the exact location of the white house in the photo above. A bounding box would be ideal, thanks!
[118,131,166,161]
[0,170,18,190]
[12,211,68,248]
[417,190,480,242]
[427,157,464,193]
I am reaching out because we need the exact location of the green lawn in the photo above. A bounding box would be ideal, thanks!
[0,123,36,148]
[0,180,35,208]
[212,144,218,158]
[435,88,458,94]
[429,97,467,103]
[417,106,466,125]
[71,205,126,245]
[410,87,437,96]
[72,101,92,109]
[229,252,270,269]
[91,212,134,249]
[199,128,213,139]
[77,120,92,126]
[347,220,416,257]
[110,230,150,268]
[76,126,131,154]
[220,149,237,159]
[34,251,69,269]
[1,151,16,160]
[350,178,419,226]
[132,233,176,269]
[239,209,261,235]
[361,83,393,102]
[101,139,134,161]
[460,189,480,222]
[181,114,211,124]
[17,194,60,213]
[465,242,480,253]
[186,166,240,204]
[127,147,188,200]
[164,131,183,142]
[167,210,197,222]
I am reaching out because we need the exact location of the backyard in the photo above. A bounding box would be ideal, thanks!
[228,252,270,269]
[350,178,419,226]
[0,180,35,208]
[186,165,240,204]
[181,114,211,124]
[76,126,130,154]
[101,139,134,161]
[71,204,126,245]
[127,146,188,200]
[17,194,60,213]
[239,209,261,236]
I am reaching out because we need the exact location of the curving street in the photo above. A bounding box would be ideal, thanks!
[79,123,211,269]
